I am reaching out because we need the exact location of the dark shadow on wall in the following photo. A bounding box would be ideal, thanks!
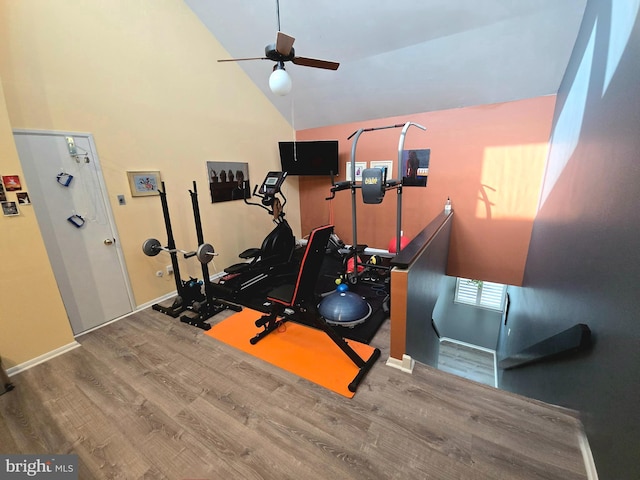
[496,2,640,478]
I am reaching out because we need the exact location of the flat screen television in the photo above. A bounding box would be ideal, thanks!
[278,140,339,176]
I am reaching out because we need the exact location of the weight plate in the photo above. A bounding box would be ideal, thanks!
[196,243,215,264]
[142,238,161,256]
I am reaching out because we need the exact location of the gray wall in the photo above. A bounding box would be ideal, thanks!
[433,276,502,350]
[496,2,640,478]
[404,216,453,366]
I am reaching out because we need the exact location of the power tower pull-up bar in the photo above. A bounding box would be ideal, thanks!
[332,121,426,263]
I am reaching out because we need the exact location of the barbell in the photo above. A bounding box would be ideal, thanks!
[142,238,218,264]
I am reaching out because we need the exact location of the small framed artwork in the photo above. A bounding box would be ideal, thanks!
[127,171,161,197]
[401,149,430,187]
[345,162,367,182]
[2,175,22,191]
[1,201,20,216]
[0,180,6,201]
[370,160,394,179]
[16,192,31,205]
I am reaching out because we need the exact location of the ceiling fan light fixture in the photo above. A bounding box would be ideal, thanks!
[269,63,292,96]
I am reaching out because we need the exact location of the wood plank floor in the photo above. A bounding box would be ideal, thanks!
[438,339,496,387]
[0,307,589,479]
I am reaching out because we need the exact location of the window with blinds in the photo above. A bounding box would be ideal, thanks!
[454,278,507,312]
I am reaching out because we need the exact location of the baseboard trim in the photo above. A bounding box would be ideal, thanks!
[77,273,229,337]
[7,273,230,376]
[440,336,496,354]
[139,274,227,311]
[578,430,599,480]
[6,342,81,377]
[8,288,196,372]
[386,354,415,373]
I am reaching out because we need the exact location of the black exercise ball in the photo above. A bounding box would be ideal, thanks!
[318,291,372,327]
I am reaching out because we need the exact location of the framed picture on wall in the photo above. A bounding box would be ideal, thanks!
[1,201,20,216]
[2,175,21,191]
[206,161,250,203]
[127,171,162,197]
[345,162,367,182]
[16,192,31,205]
[369,160,394,179]
[401,149,430,187]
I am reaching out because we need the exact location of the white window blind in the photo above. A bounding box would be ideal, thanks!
[454,278,506,312]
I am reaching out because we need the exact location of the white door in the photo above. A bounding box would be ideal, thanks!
[13,130,134,335]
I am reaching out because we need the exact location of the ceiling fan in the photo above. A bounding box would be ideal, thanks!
[217,0,340,96]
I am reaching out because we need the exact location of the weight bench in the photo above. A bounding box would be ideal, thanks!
[250,224,381,393]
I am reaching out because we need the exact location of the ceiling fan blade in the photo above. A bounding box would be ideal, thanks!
[276,31,295,56]
[217,57,269,63]
[292,56,340,70]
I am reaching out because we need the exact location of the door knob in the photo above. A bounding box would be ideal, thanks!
[104,238,114,246]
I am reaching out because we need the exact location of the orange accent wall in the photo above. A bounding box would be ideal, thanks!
[296,96,555,286]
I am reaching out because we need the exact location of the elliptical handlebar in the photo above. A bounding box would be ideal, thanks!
[243,172,288,220]
[242,181,260,207]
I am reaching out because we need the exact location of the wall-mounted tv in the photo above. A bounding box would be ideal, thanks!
[278,140,339,176]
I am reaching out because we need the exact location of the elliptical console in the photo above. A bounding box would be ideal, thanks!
[260,171,287,196]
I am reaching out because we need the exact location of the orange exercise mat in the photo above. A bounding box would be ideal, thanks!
[204,308,378,398]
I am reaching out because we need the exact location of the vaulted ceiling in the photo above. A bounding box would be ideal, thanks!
[185,0,587,130]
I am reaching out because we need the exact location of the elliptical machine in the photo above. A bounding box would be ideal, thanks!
[217,171,296,293]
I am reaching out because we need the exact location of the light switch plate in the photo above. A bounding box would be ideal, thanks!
[117,195,126,205]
